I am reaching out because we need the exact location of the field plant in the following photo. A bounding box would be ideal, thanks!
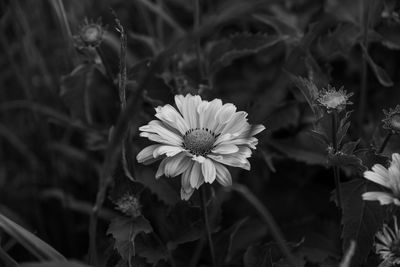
[2,0,400,267]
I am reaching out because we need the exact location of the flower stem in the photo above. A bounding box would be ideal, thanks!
[231,184,300,267]
[199,186,216,267]
[378,132,392,154]
[331,111,343,210]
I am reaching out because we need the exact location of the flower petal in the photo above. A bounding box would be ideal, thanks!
[212,144,239,154]
[155,104,189,135]
[190,162,202,188]
[164,153,191,177]
[214,161,232,186]
[175,94,201,129]
[202,158,216,183]
[155,158,168,178]
[362,191,400,205]
[364,166,390,188]
[137,144,161,163]
[153,145,184,158]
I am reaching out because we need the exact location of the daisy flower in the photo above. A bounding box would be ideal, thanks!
[362,153,400,206]
[136,94,265,200]
[383,105,400,135]
[316,85,353,113]
[375,216,400,267]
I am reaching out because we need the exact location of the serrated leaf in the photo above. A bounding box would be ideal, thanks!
[0,213,66,261]
[107,216,153,260]
[208,33,283,73]
[340,179,387,267]
[327,151,366,174]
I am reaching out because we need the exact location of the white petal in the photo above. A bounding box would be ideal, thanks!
[164,153,191,177]
[214,161,232,186]
[216,103,236,125]
[139,121,183,146]
[202,99,222,131]
[137,144,161,163]
[155,158,168,178]
[212,144,239,154]
[155,104,189,135]
[181,187,195,200]
[190,162,202,188]
[208,154,251,170]
[364,167,390,188]
[362,192,400,205]
[181,164,192,191]
[197,101,210,129]
[153,145,183,158]
[202,158,216,183]
[220,111,248,136]
[175,94,201,129]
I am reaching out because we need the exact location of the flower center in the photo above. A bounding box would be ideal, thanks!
[390,114,400,131]
[81,25,102,43]
[183,128,216,156]
[321,93,346,108]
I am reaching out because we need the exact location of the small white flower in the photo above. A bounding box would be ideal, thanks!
[375,216,400,267]
[137,94,265,200]
[316,85,353,113]
[362,153,400,206]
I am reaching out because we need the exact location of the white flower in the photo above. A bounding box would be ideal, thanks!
[136,94,265,200]
[316,85,353,113]
[375,216,400,267]
[362,153,400,206]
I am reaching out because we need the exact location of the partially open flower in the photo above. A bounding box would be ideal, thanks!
[383,105,400,134]
[75,18,104,48]
[136,94,265,200]
[316,85,353,113]
[115,193,142,218]
[362,153,400,206]
[375,216,400,267]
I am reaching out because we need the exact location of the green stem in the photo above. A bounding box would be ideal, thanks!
[331,111,343,210]
[231,184,300,267]
[199,186,216,267]
[378,132,392,154]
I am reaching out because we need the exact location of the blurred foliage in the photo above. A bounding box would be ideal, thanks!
[1,0,400,266]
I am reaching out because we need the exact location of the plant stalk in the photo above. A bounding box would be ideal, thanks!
[378,132,392,154]
[331,111,342,210]
[199,186,216,267]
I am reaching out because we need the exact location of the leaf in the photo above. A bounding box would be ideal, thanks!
[135,167,181,206]
[253,14,302,41]
[340,179,387,267]
[107,216,153,260]
[20,261,90,267]
[269,131,327,166]
[208,33,284,73]
[361,45,393,87]
[0,213,66,261]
